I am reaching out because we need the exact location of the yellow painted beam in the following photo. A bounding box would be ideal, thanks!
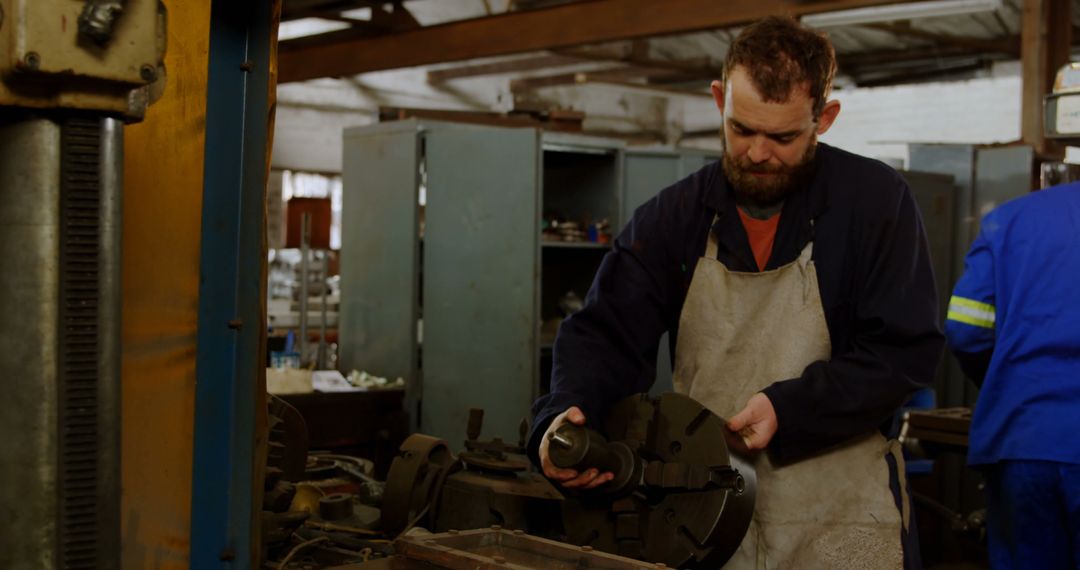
[121,0,211,567]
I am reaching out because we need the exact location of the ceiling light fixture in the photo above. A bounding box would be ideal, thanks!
[801,0,1003,28]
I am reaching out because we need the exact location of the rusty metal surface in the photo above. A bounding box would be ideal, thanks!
[433,470,564,537]
[0,0,166,117]
[269,395,310,482]
[378,395,753,567]
[395,528,664,570]
[382,434,459,533]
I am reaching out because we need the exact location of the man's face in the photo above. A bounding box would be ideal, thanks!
[714,66,837,207]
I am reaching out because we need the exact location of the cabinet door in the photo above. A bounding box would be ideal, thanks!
[622,153,684,394]
[623,153,680,226]
[339,127,421,425]
[423,127,540,442]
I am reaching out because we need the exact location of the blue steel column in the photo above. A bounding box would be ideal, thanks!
[190,0,274,567]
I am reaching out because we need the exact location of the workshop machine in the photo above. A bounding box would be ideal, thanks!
[0,2,166,568]
[280,392,754,569]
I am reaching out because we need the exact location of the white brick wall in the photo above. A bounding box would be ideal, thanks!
[822,73,1023,167]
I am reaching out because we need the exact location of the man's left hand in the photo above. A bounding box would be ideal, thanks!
[727,393,778,450]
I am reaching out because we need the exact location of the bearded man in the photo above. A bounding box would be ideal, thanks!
[528,16,943,569]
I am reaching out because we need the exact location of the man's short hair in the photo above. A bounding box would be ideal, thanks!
[723,16,837,119]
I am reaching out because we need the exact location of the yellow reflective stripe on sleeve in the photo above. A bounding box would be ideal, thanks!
[950,296,995,314]
[947,296,995,329]
[947,310,994,329]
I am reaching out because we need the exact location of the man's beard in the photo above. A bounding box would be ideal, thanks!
[722,138,818,209]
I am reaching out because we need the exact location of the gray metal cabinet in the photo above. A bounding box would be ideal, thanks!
[342,120,541,443]
[341,122,714,443]
[908,143,1034,407]
[423,127,541,446]
[340,122,423,424]
[622,149,718,394]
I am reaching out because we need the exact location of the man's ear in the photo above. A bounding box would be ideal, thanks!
[710,80,725,115]
[816,99,841,135]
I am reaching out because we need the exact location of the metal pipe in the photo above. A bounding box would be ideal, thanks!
[0,112,61,569]
[96,117,123,569]
[299,212,311,365]
[319,253,328,369]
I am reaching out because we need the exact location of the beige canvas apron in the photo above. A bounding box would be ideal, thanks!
[673,218,907,569]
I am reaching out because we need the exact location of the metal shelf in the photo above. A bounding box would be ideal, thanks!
[541,240,611,250]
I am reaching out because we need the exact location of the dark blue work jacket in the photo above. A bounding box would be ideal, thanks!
[529,143,945,464]
[946,183,1080,466]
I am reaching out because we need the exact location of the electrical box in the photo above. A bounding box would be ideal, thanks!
[1044,63,1080,140]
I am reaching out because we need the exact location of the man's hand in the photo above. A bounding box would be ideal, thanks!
[539,406,614,490]
[727,393,778,450]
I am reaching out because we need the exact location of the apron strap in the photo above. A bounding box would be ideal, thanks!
[888,440,912,533]
[706,213,815,268]
[705,214,720,260]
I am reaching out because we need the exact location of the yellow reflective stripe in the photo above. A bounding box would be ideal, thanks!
[947,310,994,329]
[950,296,995,315]
[948,296,996,329]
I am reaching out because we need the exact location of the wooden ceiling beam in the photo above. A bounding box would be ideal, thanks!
[863,23,1020,57]
[1020,0,1072,156]
[279,0,929,82]
[510,70,712,98]
[282,0,385,21]
[427,54,588,84]
[837,45,984,69]
[426,50,702,85]
[556,48,723,76]
[853,60,988,87]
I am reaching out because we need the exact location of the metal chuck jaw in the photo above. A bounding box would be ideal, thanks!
[548,423,644,496]
[546,392,756,568]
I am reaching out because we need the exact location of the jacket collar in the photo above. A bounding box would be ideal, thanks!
[701,143,833,269]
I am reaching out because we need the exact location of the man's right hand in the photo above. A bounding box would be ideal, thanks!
[539,406,615,490]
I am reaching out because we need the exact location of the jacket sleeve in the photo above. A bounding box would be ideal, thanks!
[761,177,946,463]
[944,218,997,387]
[526,190,680,466]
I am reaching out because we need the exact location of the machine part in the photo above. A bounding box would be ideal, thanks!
[560,392,755,568]
[433,469,565,538]
[0,113,123,569]
[351,527,665,570]
[548,424,643,496]
[459,408,531,473]
[320,493,356,521]
[466,408,484,441]
[382,435,459,533]
[290,483,324,515]
[379,396,752,567]
[0,0,167,118]
[78,0,126,44]
[459,452,530,473]
[269,395,310,481]
[263,511,311,547]
[902,407,971,449]
[265,481,298,512]
[383,417,565,538]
